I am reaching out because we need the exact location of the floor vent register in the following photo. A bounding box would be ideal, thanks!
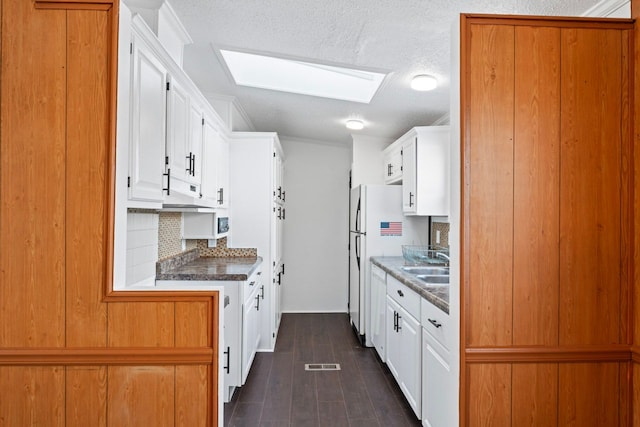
[304,363,341,371]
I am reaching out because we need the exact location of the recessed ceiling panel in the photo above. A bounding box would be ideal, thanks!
[219,49,386,103]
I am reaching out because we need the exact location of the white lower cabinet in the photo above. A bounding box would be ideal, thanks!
[242,278,261,384]
[385,276,422,419]
[422,329,452,427]
[222,267,263,402]
[421,298,453,427]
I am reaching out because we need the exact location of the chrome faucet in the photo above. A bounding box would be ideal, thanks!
[435,252,450,266]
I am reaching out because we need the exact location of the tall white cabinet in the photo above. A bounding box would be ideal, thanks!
[229,132,285,351]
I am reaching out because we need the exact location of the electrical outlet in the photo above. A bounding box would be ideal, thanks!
[207,239,217,248]
[436,230,441,244]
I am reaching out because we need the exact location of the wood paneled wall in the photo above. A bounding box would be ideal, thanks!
[461,15,634,426]
[0,1,219,425]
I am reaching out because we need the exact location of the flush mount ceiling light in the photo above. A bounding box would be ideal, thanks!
[346,119,364,130]
[219,49,386,103]
[411,74,438,91]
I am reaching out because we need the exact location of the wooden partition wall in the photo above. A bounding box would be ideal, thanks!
[460,15,635,426]
[0,1,219,425]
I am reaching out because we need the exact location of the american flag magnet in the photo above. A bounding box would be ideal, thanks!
[380,221,402,236]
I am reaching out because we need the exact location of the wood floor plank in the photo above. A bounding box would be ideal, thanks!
[224,313,421,426]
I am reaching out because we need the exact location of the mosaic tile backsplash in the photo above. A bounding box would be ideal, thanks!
[196,237,257,257]
[158,212,256,260]
[430,221,450,248]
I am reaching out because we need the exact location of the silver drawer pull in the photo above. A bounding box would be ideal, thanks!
[428,318,442,328]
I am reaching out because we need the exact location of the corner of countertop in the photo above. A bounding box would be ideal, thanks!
[156,248,200,275]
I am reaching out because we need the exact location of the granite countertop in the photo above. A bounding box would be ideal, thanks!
[371,256,449,314]
[156,249,263,281]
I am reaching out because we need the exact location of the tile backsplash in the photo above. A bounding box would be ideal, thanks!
[158,212,256,260]
[196,238,257,257]
[430,220,450,248]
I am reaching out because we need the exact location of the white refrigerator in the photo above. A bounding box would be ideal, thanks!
[348,184,428,346]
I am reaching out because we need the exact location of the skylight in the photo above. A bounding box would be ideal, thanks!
[219,50,386,104]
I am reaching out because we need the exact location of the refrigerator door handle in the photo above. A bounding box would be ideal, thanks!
[355,234,361,269]
[355,197,361,232]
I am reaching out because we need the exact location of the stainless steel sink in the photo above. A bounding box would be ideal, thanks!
[401,266,449,275]
[416,275,450,285]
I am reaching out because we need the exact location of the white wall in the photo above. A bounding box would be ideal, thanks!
[351,135,392,187]
[280,137,351,312]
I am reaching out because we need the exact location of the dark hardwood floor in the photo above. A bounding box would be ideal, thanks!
[224,313,422,426]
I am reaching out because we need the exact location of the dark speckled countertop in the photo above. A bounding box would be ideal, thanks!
[156,250,263,281]
[371,256,449,314]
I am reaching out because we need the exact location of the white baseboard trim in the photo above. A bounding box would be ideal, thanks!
[281,310,349,314]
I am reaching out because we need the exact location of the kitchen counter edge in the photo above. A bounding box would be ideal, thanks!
[371,256,449,314]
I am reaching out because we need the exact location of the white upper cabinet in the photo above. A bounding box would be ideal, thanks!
[188,100,204,186]
[121,13,230,208]
[166,76,200,198]
[128,31,167,204]
[201,116,221,205]
[382,142,403,184]
[400,126,450,216]
[215,137,230,208]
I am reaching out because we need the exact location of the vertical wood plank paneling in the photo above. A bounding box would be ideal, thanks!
[175,365,209,427]
[107,366,174,426]
[66,366,107,427]
[466,24,515,347]
[65,9,109,347]
[467,364,511,427]
[0,0,66,348]
[634,363,640,427]
[511,364,558,427]
[0,366,64,425]
[175,301,209,347]
[558,363,620,426]
[108,302,175,347]
[559,28,623,345]
[513,26,561,346]
[618,30,632,346]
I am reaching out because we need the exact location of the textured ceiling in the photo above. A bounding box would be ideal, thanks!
[170,0,610,144]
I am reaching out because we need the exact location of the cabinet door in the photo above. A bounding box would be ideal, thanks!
[215,137,229,208]
[371,265,386,360]
[241,287,261,384]
[422,329,452,427]
[188,101,203,186]
[385,296,402,381]
[222,283,241,400]
[200,119,220,204]
[166,78,191,186]
[384,144,403,184]
[402,138,417,213]
[128,35,167,203]
[399,306,421,418]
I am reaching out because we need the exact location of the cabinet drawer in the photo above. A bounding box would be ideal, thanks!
[421,298,450,350]
[243,270,262,302]
[387,275,420,319]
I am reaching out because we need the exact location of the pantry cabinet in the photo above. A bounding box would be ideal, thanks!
[127,29,167,204]
[230,133,285,351]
